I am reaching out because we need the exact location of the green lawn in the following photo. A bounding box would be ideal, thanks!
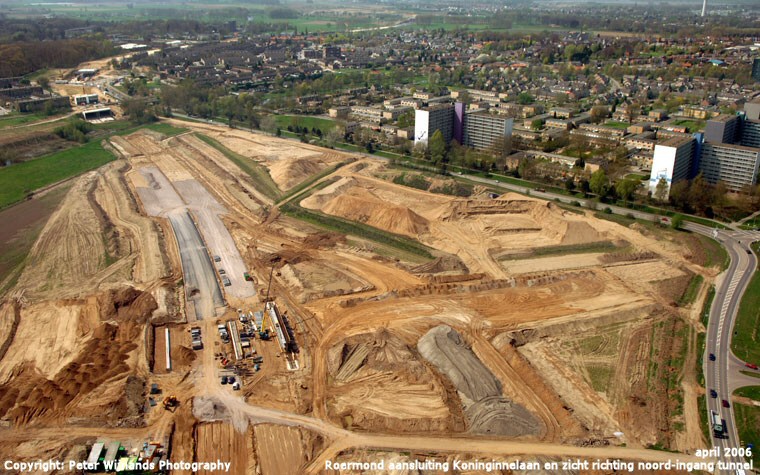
[734,403,760,465]
[604,121,630,130]
[0,140,115,209]
[195,134,281,201]
[732,241,760,364]
[734,386,760,401]
[673,119,706,133]
[274,115,337,133]
[0,112,54,128]
[141,122,188,137]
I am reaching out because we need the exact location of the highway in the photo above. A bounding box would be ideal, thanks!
[698,223,760,474]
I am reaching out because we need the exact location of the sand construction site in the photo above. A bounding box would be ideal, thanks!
[0,120,722,473]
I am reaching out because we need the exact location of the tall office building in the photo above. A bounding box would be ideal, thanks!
[414,103,455,145]
[648,136,697,194]
[462,111,514,150]
[753,58,760,82]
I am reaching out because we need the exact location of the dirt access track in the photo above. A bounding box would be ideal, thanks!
[0,121,721,473]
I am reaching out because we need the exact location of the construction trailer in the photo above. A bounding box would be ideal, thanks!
[191,326,203,350]
[165,327,171,372]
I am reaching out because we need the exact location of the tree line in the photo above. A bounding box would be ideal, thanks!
[0,38,116,77]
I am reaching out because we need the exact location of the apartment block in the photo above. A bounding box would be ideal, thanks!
[462,111,513,151]
[700,142,760,192]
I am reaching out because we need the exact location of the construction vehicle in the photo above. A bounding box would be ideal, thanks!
[162,396,179,412]
[244,272,252,282]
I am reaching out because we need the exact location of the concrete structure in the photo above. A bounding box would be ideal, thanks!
[462,110,513,151]
[82,107,114,122]
[648,135,697,194]
[414,103,454,145]
[74,93,99,106]
[700,142,760,192]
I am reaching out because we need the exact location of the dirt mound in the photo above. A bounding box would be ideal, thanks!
[301,232,346,249]
[172,345,197,366]
[0,319,141,425]
[410,255,469,275]
[321,189,429,238]
[97,286,157,322]
[328,328,425,381]
[300,176,357,209]
[326,329,463,433]
[560,221,603,245]
[417,325,539,437]
[269,156,324,191]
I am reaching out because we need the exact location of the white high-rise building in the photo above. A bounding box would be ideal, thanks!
[648,136,696,194]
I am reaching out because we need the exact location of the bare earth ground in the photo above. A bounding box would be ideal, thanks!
[0,121,718,471]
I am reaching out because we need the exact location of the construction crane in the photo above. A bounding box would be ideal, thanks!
[162,396,179,412]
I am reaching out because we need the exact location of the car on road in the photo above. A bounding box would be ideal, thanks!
[722,399,730,408]
[746,363,759,370]
[222,277,231,286]
[221,376,228,385]
[709,353,716,361]
[747,250,752,255]
[228,376,235,384]
[218,269,226,274]
[213,255,221,262]
[710,389,718,398]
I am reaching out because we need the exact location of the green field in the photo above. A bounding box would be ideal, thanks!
[0,140,115,209]
[196,133,281,201]
[0,112,59,128]
[732,241,760,364]
[274,115,337,133]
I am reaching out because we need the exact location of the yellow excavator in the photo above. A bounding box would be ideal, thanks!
[162,396,179,412]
